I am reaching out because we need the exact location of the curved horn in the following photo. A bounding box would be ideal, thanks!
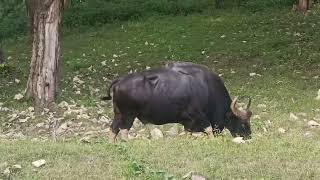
[246,97,251,110]
[231,96,247,119]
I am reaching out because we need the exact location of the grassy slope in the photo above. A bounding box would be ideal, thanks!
[1,8,320,179]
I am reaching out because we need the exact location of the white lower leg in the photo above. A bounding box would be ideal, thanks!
[204,126,214,137]
[108,130,118,143]
[120,129,129,141]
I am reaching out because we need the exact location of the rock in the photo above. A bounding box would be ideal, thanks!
[183,171,195,179]
[32,159,46,167]
[289,113,299,120]
[192,132,204,138]
[307,120,319,128]
[249,73,261,77]
[80,136,91,143]
[252,115,261,120]
[27,106,35,112]
[56,123,68,135]
[99,116,110,123]
[14,93,24,100]
[304,131,313,138]
[150,128,163,140]
[133,118,143,128]
[12,164,22,170]
[58,101,69,108]
[182,171,206,180]
[192,174,206,180]
[257,104,267,109]
[232,137,245,144]
[278,128,286,133]
[179,132,186,136]
[77,113,90,119]
[167,126,179,137]
[19,117,30,123]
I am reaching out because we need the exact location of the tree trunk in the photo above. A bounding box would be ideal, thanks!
[297,0,310,14]
[0,47,4,64]
[26,0,62,109]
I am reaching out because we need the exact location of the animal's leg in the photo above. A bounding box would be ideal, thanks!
[118,115,135,141]
[109,119,120,143]
[189,111,214,138]
[109,103,122,143]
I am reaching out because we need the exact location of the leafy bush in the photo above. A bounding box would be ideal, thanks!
[0,0,296,40]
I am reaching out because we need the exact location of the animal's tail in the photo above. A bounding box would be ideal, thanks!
[101,78,121,101]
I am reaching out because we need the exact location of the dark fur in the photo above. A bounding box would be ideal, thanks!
[104,62,252,139]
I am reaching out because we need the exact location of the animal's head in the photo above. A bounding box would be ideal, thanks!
[226,96,252,139]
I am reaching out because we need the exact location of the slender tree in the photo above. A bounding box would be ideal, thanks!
[25,0,67,109]
[0,47,4,64]
[295,0,310,14]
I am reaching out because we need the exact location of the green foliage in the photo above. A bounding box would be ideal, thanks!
[62,0,214,28]
[0,0,298,40]
[0,0,26,41]
[237,0,296,12]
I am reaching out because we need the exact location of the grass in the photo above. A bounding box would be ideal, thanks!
[1,7,320,179]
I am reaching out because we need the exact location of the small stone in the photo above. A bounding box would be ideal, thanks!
[278,128,286,133]
[32,159,46,167]
[232,137,245,144]
[101,60,107,66]
[19,117,30,123]
[58,101,69,108]
[257,104,267,109]
[192,132,204,138]
[133,118,143,128]
[289,113,299,120]
[15,79,20,84]
[192,174,207,180]
[182,171,195,179]
[167,126,179,137]
[179,132,186,136]
[150,128,163,140]
[252,115,261,120]
[28,106,35,112]
[99,116,110,123]
[14,93,24,100]
[307,120,319,128]
[80,136,91,143]
[12,164,22,170]
[249,72,256,77]
[304,131,313,138]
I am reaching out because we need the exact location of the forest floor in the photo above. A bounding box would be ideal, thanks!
[1,8,320,179]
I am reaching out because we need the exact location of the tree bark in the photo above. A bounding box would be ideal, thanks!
[0,47,4,64]
[26,0,62,109]
[297,0,310,14]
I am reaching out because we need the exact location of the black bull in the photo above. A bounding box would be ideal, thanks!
[102,62,252,142]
